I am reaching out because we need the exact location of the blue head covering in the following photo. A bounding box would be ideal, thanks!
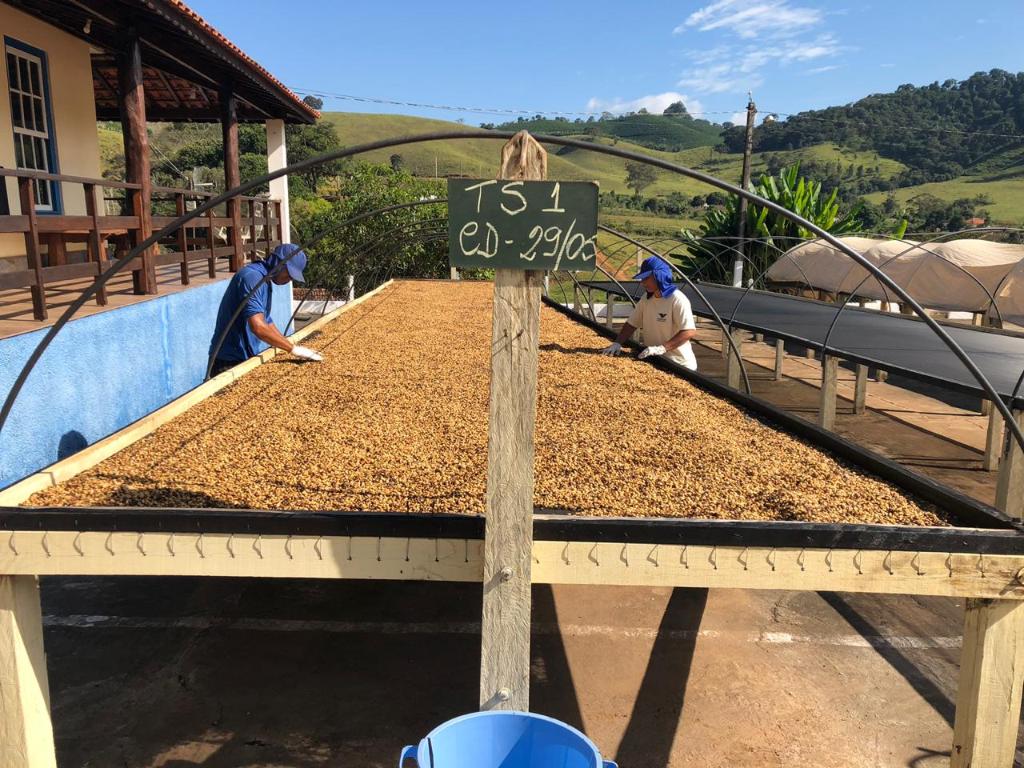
[262,243,307,283]
[633,256,676,298]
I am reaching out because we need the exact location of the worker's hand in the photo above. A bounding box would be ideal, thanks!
[638,345,666,360]
[600,342,623,356]
[291,345,323,362]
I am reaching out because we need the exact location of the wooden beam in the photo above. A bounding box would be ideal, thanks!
[117,30,156,294]
[995,410,1024,520]
[951,599,1024,767]
[725,328,744,390]
[17,178,46,320]
[0,576,57,768]
[605,293,615,329]
[532,542,1024,600]
[819,354,839,430]
[773,338,784,381]
[1,534,1024,598]
[220,84,243,272]
[480,131,546,712]
[853,363,868,415]
[83,183,109,306]
[984,407,1004,473]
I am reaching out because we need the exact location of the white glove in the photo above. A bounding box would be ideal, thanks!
[638,345,666,360]
[600,342,622,356]
[291,345,323,362]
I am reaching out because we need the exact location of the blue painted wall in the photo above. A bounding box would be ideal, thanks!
[0,278,292,489]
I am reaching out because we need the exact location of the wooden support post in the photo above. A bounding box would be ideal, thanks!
[806,347,816,360]
[347,274,355,302]
[875,368,888,383]
[819,354,839,430]
[263,199,271,256]
[853,363,868,415]
[18,178,46,321]
[605,293,616,329]
[0,576,57,768]
[573,284,581,313]
[118,31,155,294]
[725,328,744,390]
[773,338,784,381]
[248,199,258,261]
[984,407,1004,473]
[480,131,545,712]
[450,266,459,280]
[221,84,243,272]
[83,183,108,305]
[43,234,66,267]
[753,332,764,343]
[995,410,1024,520]
[951,599,1024,768]
[205,207,217,278]
[175,193,190,285]
[981,399,993,417]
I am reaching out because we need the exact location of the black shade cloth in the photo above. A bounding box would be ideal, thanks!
[578,280,1024,406]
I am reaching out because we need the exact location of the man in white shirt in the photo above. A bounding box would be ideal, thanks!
[600,256,698,370]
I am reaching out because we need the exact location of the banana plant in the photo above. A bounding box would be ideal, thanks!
[680,163,863,286]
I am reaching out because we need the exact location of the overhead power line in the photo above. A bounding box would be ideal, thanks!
[289,86,1024,143]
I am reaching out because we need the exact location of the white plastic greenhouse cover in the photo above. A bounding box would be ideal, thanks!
[766,237,1024,323]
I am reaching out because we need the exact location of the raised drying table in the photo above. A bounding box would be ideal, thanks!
[579,278,1024,506]
[3,279,1024,768]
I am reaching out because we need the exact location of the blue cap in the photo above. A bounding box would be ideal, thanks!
[270,243,306,283]
[633,256,677,297]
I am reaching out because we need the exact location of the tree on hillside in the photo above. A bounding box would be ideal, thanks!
[390,154,404,171]
[625,161,658,197]
[663,101,689,116]
[302,95,324,111]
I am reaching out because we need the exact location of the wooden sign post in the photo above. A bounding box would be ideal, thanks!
[447,132,597,711]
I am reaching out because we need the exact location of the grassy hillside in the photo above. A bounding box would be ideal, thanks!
[865,172,1024,224]
[323,113,906,198]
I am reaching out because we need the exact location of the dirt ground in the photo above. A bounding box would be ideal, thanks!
[43,576,1022,768]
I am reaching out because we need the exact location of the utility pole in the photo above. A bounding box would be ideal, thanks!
[734,94,757,287]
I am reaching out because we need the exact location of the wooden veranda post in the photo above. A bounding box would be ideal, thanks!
[0,576,57,768]
[480,131,547,711]
[118,30,156,294]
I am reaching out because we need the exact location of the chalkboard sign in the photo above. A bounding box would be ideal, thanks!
[448,179,599,271]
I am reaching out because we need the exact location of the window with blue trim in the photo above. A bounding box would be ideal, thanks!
[5,38,60,213]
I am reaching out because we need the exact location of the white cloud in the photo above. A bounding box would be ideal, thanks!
[806,64,840,74]
[675,0,824,39]
[585,92,706,117]
[729,111,747,125]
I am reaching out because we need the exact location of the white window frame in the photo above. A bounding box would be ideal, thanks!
[5,39,60,213]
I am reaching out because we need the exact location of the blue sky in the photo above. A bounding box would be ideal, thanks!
[190,0,1023,125]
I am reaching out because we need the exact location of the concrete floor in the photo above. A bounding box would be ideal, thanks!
[36,304,1022,767]
[43,577,1001,768]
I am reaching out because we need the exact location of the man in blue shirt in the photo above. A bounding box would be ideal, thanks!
[209,243,323,377]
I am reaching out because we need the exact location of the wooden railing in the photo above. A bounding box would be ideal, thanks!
[0,169,281,322]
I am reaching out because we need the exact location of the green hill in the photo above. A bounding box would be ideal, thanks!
[488,112,723,152]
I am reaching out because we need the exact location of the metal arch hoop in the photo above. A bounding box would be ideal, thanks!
[1,129,1020,457]
[597,225,753,395]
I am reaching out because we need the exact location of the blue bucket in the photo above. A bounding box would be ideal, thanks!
[399,711,617,768]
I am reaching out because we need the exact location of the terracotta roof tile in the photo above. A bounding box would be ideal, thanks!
[161,0,320,121]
